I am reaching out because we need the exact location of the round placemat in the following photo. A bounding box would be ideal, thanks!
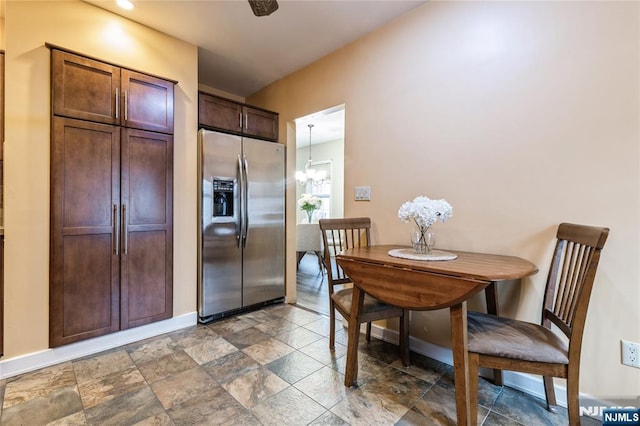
[388,248,458,261]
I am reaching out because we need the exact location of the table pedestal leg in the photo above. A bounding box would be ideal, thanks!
[344,285,365,387]
[484,282,503,386]
[451,302,473,426]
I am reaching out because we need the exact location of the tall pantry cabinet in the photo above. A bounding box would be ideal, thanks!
[1,50,4,357]
[49,48,175,347]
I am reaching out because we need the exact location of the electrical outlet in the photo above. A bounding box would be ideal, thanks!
[621,340,640,368]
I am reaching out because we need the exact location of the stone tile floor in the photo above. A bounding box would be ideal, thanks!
[0,304,598,425]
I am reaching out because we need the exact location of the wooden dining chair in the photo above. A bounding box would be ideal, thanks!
[319,217,409,366]
[467,223,609,425]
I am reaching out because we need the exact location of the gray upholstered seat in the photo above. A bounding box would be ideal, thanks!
[467,312,568,364]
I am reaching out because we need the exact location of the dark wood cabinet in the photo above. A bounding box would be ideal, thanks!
[50,117,121,346]
[243,105,279,140]
[199,93,242,134]
[198,92,278,141]
[49,48,174,347]
[1,50,4,160]
[52,49,174,134]
[52,50,120,126]
[120,128,173,329]
[1,235,3,357]
[122,70,174,134]
[1,50,4,356]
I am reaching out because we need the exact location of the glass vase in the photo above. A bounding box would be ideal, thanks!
[411,226,435,254]
[306,210,314,224]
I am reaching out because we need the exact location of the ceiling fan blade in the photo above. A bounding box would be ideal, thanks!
[248,0,279,17]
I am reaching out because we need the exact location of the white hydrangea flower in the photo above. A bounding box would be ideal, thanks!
[298,193,322,212]
[398,196,453,228]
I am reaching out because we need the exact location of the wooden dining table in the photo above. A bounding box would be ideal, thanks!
[336,245,538,426]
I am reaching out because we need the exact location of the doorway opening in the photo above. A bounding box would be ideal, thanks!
[294,105,345,315]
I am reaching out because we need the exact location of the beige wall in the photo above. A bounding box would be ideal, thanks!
[198,83,245,104]
[4,1,198,358]
[250,1,640,398]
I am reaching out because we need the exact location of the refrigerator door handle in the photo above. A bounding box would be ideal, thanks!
[237,155,244,248]
[242,155,249,248]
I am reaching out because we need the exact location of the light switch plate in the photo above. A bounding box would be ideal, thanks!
[355,186,371,201]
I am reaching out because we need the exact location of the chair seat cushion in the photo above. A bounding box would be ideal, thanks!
[467,312,569,364]
[332,288,396,315]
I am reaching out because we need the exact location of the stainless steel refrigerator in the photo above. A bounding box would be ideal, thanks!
[198,129,285,321]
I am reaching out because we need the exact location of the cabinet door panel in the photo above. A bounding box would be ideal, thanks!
[62,234,116,337]
[123,231,169,326]
[243,106,278,141]
[198,93,242,134]
[120,129,173,329]
[61,125,114,227]
[50,117,120,347]
[51,50,120,125]
[1,51,4,159]
[122,70,174,134]
[127,133,169,225]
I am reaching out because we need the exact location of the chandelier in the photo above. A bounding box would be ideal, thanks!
[295,124,326,185]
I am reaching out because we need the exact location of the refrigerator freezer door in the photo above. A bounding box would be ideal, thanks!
[199,130,243,318]
[242,138,285,307]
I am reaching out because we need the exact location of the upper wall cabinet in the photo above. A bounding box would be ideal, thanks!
[52,50,174,134]
[51,51,119,125]
[121,69,174,134]
[243,105,279,141]
[198,92,278,141]
[1,50,4,159]
[199,94,242,134]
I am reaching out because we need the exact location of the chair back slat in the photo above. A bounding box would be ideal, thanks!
[566,245,592,322]
[542,223,609,340]
[555,241,580,322]
[319,217,371,293]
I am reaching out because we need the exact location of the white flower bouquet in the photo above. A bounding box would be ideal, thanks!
[298,193,322,223]
[398,196,453,253]
[398,196,453,227]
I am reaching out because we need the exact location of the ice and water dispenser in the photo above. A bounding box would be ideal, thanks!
[212,179,234,218]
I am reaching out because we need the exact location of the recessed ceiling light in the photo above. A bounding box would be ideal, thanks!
[116,0,134,10]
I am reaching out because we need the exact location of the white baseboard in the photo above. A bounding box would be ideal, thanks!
[371,323,575,408]
[0,312,198,380]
